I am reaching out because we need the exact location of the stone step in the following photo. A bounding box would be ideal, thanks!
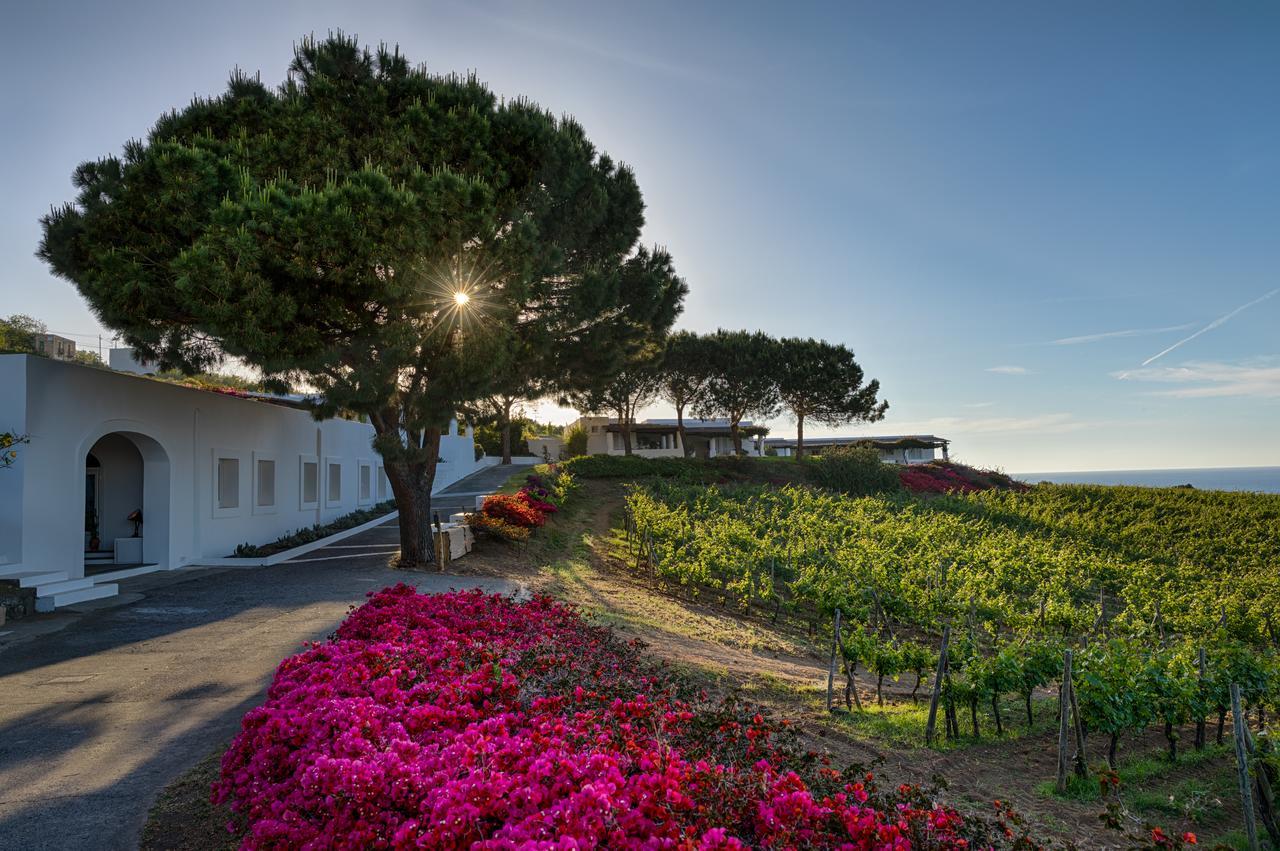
[0,568,71,587]
[33,577,95,597]
[37,583,119,612]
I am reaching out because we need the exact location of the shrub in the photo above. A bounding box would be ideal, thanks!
[482,493,545,527]
[807,446,902,496]
[562,424,589,458]
[214,586,996,849]
[516,488,558,514]
[466,512,531,543]
[898,461,1029,495]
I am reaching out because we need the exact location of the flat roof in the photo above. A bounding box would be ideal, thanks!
[764,434,949,449]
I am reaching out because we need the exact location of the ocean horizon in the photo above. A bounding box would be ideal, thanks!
[1015,465,1280,494]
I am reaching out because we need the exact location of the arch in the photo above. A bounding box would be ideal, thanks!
[77,421,172,570]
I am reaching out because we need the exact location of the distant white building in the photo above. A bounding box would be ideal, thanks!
[764,434,950,464]
[0,355,482,610]
[568,416,767,458]
[108,347,157,375]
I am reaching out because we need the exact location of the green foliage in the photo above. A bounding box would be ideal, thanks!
[624,478,1280,758]
[39,34,685,564]
[561,346,664,454]
[808,446,902,496]
[773,336,887,456]
[1,432,28,469]
[693,329,782,453]
[563,425,589,459]
[0,314,45,353]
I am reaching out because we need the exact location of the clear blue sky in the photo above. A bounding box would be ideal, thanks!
[3,1,1278,471]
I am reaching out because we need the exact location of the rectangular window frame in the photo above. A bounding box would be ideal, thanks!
[252,452,277,514]
[325,456,343,507]
[358,459,373,506]
[375,463,388,502]
[299,454,320,510]
[212,448,245,518]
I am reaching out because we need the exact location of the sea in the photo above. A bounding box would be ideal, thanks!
[1014,466,1280,494]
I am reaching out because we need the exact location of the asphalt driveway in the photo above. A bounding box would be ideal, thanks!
[0,519,518,850]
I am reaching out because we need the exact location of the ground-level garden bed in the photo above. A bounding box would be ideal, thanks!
[189,584,1039,849]
[230,501,396,557]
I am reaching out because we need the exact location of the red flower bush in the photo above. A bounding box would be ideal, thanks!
[481,493,545,527]
[899,462,1030,495]
[515,488,558,514]
[214,587,986,849]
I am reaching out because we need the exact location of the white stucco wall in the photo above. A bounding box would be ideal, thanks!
[0,355,481,576]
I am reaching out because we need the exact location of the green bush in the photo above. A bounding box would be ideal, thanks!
[563,425,589,459]
[807,446,902,496]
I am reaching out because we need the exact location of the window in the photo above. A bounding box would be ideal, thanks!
[636,432,664,450]
[213,450,243,517]
[359,461,372,504]
[377,465,389,501]
[254,455,276,512]
[299,455,319,510]
[326,459,343,506]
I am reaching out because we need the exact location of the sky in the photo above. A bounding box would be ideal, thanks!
[3,1,1278,472]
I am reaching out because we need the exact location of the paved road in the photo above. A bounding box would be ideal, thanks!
[430,461,529,518]
[0,472,523,850]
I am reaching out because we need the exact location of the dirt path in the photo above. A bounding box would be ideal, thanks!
[463,481,1243,848]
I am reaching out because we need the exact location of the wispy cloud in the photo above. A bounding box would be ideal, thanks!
[1114,359,1280,399]
[986,365,1032,375]
[1140,288,1280,366]
[1050,323,1193,346]
[963,401,995,408]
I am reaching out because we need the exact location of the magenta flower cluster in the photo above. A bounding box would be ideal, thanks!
[214,586,977,849]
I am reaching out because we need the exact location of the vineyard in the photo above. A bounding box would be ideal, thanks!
[621,475,1280,841]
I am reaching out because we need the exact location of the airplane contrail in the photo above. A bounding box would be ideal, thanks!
[1141,288,1280,366]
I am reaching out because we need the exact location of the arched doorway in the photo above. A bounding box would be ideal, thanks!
[83,431,170,573]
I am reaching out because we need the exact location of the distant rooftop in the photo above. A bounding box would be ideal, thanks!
[764,434,949,449]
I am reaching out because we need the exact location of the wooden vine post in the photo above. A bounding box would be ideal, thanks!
[827,608,842,712]
[1056,649,1074,794]
[1195,647,1207,751]
[925,625,950,747]
[1231,682,1261,851]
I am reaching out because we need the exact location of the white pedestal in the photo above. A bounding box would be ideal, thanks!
[114,537,144,564]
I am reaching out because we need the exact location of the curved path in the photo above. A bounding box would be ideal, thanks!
[0,490,519,849]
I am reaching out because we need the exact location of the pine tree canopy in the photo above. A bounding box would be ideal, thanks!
[38,33,686,564]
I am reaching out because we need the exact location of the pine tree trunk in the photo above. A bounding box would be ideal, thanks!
[795,414,805,460]
[622,423,633,456]
[676,403,690,458]
[731,421,743,455]
[378,427,441,569]
[500,417,512,465]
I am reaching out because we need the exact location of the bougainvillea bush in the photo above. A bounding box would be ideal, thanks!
[481,493,545,528]
[214,586,1007,849]
[898,462,1028,495]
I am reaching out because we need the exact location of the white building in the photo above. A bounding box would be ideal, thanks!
[0,355,482,609]
[763,434,950,464]
[571,416,766,458]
